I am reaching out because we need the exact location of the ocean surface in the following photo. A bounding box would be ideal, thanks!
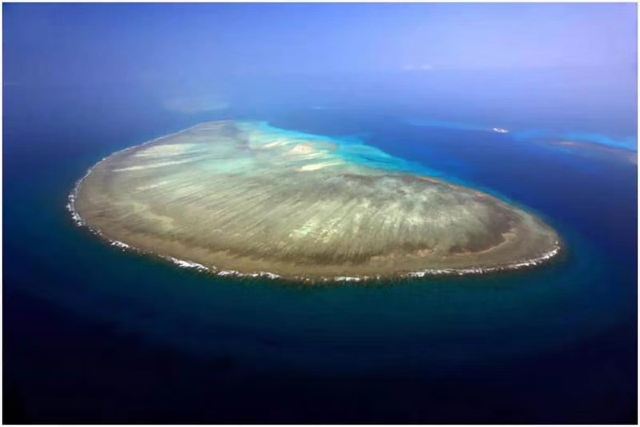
[4,81,637,423]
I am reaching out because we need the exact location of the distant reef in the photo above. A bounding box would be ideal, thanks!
[70,120,561,282]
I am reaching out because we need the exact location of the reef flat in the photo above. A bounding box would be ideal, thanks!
[71,121,561,281]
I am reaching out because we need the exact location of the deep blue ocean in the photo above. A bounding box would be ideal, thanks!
[4,81,637,423]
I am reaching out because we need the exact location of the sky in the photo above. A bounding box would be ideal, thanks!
[4,3,636,83]
[3,3,637,136]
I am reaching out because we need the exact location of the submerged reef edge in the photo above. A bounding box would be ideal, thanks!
[68,121,563,284]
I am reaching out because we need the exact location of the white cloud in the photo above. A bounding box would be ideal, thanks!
[402,63,434,72]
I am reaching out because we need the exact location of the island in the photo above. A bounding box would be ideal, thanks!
[69,120,561,282]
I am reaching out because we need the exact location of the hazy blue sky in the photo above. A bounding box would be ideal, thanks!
[3,3,637,137]
[4,3,636,84]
